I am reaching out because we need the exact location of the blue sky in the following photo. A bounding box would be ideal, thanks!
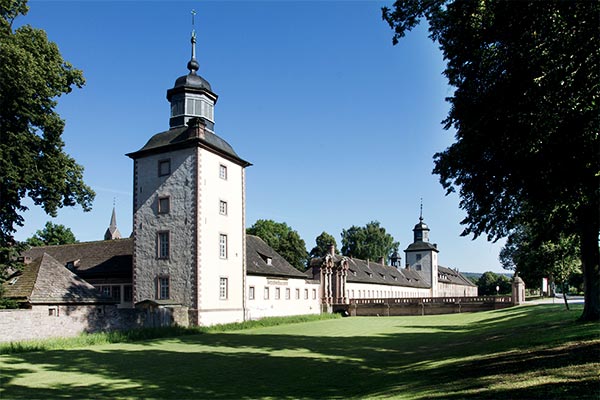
[14,0,506,273]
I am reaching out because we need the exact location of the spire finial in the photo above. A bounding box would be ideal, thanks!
[419,198,423,222]
[187,9,199,74]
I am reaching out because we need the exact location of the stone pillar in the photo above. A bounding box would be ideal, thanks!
[512,276,526,305]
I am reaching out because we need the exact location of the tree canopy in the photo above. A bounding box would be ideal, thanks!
[0,0,95,277]
[500,224,581,308]
[341,221,399,264]
[25,221,77,247]
[246,219,308,271]
[476,271,511,296]
[383,0,599,320]
[309,231,339,259]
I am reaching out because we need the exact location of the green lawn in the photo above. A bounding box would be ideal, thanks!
[1,304,598,399]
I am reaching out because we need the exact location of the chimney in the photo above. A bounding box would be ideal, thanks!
[378,256,385,265]
[187,117,206,139]
[327,244,335,256]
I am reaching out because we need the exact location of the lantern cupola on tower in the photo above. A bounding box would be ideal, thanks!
[413,200,430,242]
[166,10,218,130]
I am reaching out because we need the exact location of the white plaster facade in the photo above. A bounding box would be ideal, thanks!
[245,275,320,320]
[346,282,430,299]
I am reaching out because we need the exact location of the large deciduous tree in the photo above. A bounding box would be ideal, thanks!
[309,231,340,259]
[383,0,599,320]
[476,271,511,296]
[0,0,95,278]
[500,224,581,310]
[341,221,399,264]
[246,219,308,271]
[25,221,77,247]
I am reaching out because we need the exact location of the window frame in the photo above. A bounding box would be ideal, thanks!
[219,277,228,300]
[219,234,228,259]
[219,164,227,180]
[158,196,171,214]
[157,276,170,300]
[157,231,170,260]
[158,159,171,177]
[249,286,255,300]
[219,200,228,216]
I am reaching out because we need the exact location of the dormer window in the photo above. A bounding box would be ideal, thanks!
[259,253,272,265]
[9,277,19,285]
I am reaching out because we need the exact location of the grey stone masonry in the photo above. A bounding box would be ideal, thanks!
[133,147,198,308]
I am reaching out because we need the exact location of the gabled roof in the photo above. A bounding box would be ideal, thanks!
[311,255,430,289]
[438,265,477,287]
[345,258,430,288]
[246,235,308,279]
[2,253,115,304]
[22,239,133,280]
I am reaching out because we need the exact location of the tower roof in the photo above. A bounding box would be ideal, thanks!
[166,13,216,103]
[104,207,122,240]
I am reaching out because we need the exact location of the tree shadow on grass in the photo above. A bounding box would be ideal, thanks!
[1,305,598,399]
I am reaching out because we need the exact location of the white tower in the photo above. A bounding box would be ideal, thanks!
[404,203,439,297]
[127,16,251,325]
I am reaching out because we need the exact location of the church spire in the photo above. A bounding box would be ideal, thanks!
[104,205,122,240]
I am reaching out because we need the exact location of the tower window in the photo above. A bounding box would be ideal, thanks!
[219,277,228,300]
[158,159,171,177]
[219,200,227,215]
[157,276,170,300]
[157,231,170,259]
[219,164,227,180]
[416,254,422,261]
[171,100,183,117]
[415,264,422,271]
[158,196,170,214]
[219,234,228,259]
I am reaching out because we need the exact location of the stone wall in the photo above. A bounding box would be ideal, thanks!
[0,304,181,344]
[348,296,514,317]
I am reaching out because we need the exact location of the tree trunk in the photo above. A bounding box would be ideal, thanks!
[579,204,600,321]
[562,282,570,311]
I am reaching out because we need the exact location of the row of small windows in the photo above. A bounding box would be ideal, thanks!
[97,284,133,303]
[156,231,228,260]
[248,286,317,301]
[170,98,214,121]
[157,159,228,181]
[346,289,424,299]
